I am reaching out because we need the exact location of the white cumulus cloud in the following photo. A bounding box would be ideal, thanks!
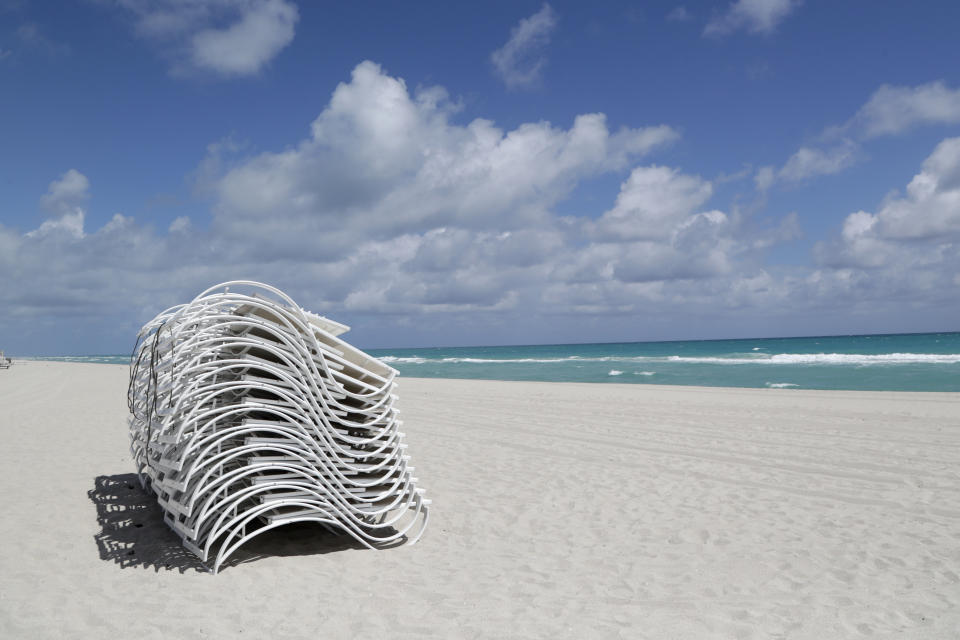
[771,81,960,188]
[858,137,960,240]
[110,0,298,77]
[754,165,775,192]
[8,62,954,353]
[39,169,90,216]
[851,81,960,138]
[168,216,192,234]
[212,61,678,255]
[704,0,801,37]
[818,137,960,275]
[24,210,86,240]
[591,166,714,241]
[778,140,859,182]
[191,0,297,76]
[491,3,558,88]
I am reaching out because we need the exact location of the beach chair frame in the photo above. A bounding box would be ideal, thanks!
[127,281,429,573]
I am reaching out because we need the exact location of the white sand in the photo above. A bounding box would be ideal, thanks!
[1,361,959,639]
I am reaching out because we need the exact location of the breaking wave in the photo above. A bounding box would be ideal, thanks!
[380,353,960,366]
[667,353,960,365]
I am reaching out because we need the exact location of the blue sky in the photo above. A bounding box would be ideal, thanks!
[2,0,959,354]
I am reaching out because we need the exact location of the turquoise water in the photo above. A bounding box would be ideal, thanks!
[369,332,960,392]
[19,332,960,391]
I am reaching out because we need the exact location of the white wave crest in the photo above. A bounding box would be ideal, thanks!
[608,370,624,376]
[378,356,428,364]
[766,382,799,388]
[634,371,655,376]
[441,357,585,363]
[379,352,960,366]
[382,355,598,364]
[770,352,960,364]
[667,353,960,365]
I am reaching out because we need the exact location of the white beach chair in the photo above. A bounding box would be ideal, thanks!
[127,281,429,573]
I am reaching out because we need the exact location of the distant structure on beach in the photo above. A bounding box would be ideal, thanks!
[128,281,429,573]
[0,351,11,368]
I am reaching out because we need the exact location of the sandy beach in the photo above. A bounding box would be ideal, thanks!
[1,360,958,639]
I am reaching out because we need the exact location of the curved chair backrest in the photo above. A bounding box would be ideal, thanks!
[128,281,429,573]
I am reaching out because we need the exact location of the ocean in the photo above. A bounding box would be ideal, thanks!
[19,332,960,392]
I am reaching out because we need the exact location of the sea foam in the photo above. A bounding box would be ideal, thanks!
[381,352,960,366]
[667,353,960,365]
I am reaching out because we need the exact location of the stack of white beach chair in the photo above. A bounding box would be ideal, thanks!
[128,281,429,573]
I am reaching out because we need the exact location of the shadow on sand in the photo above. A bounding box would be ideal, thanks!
[88,473,375,573]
